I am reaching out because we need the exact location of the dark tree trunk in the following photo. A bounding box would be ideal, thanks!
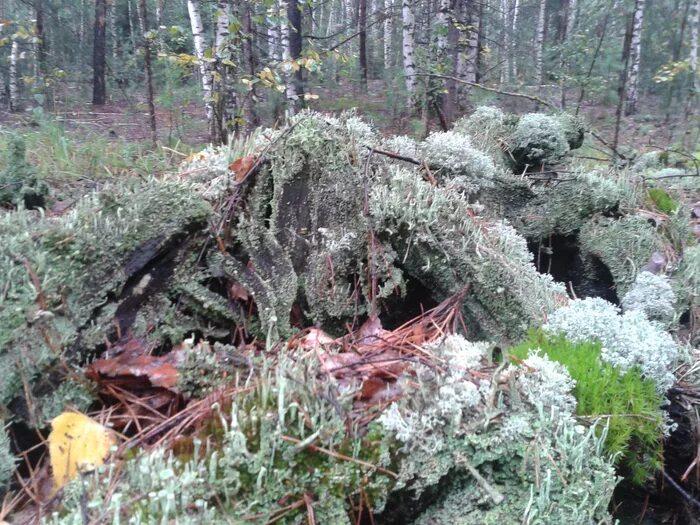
[287,0,304,106]
[613,12,633,153]
[475,0,485,83]
[140,0,157,145]
[35,0,52,109]
[243,1,260,130]
[442,0,459,122]
[92,0,107,105]
[359,0,368,88]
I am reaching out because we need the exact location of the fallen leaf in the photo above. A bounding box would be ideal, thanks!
[48,412,116,491]
[87,338,182,391]
[229,281,250,302]
[229,155,257,183]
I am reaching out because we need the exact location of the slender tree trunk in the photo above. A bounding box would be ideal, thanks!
[111,0,118,62]
[9,39,19,112]
[402,0,417,95]
[359,0,368,88]
[79,0,86,50]
[465,0,478,84]
[287,0,304,113]
[187,0,215,136]
[535,0,546,85]
[691,0,700,97]
[138,0,157,145]
[213,0,234,141]
[384,0,394,70]
[614,11,633,152]
[510,0,519,79]
[500,0,510,86]
[243,2,259,129]
[624,0,645,115]
[268,2,282,61]
[442,0,459,122]
[155,0,164,26]
[475,0,485,82]
[93,0,108,105]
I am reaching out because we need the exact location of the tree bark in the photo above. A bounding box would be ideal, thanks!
[500,0,510,86]
[359,0,368,88]
[535,0,546,86]
[213,0,235,141]
[402,0,417,95]
[624,0,646,116]
[243,2,259,129]
[286,0,304,115]
[92,0,108,105]
[111,0,119,62]
[139,0,157,145]
[691,0,700,97]
[614,9,634,152]
[9,39,19,112]
[187,0,215,136]
[510,0,519,80]
[384,0,393,70]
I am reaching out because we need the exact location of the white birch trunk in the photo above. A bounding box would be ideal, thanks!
[9,39,19,111]
[384,0,393,69]
[187,0,214,129]
[280,0,296,116]
[690,0,699,95]
[436,0,450,55]
[155,0,163,26]
[624,0,645,115]
[535,0,546,85]
[402,0,417,94]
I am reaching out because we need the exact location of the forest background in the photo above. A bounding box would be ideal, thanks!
[0,0,697,182]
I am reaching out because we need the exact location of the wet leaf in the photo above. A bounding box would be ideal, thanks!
[48,412,116,491]
[229,155,257,183]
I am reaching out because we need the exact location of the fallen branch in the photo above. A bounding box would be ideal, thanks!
[411,73,557,111]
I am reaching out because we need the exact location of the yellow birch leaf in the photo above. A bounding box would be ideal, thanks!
[48,412,116,492]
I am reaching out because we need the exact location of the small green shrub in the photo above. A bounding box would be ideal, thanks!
[510,329,665,485]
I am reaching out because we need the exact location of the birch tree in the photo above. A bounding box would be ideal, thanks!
[384,0,393,70]
[213,0,236,140]
[691,0,699,96]
[624,0,646,115]
[535,0,546,86]
[9,38,19,111]
[187,0,214,134]
[402,0,417,95]
[510,0,520,80]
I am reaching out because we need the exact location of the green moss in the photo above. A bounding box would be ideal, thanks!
[0,422,15,490]
[647,187,679,214]
[509,330,665,485]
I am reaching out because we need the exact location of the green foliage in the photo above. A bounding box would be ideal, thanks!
[510,330,666,485]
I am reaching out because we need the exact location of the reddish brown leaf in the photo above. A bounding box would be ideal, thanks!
[354,314,387,346]
[87,339,183,391]
[229,155,257,183]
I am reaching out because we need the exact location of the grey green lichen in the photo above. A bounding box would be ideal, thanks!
[0,135,48,208]
[46,335,617,524]
[0,180,210,419]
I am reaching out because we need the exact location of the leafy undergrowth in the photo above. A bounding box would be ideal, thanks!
[510,329,666,485]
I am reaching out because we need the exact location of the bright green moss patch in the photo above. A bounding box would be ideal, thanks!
[647,187,679,214]
[510,329,665,485]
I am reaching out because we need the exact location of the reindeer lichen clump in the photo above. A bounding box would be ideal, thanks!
[0,424,14,490]
[0,181,210,418]
[47,335,617,524]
